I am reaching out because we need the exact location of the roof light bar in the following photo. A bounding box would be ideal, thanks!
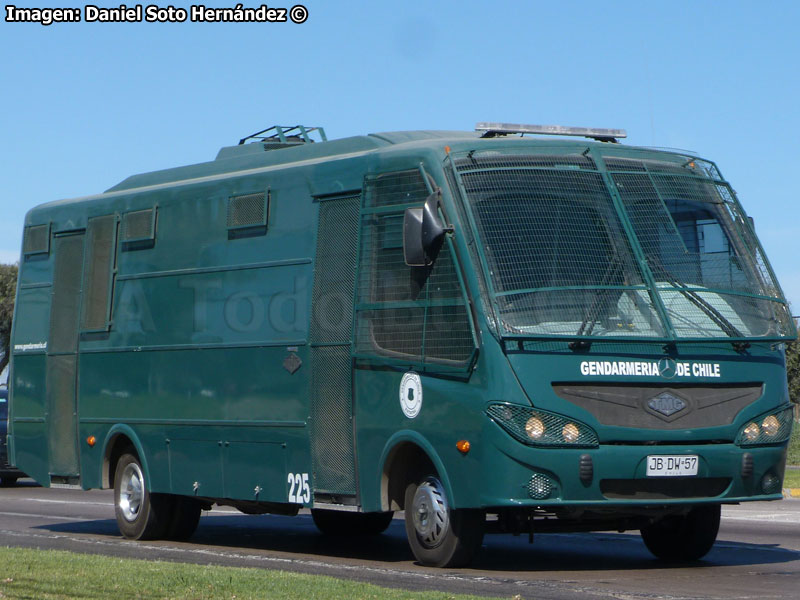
[476,122,627,143]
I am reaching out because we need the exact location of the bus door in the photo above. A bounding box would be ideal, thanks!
[308,195,361,500]
[46,231,85,481]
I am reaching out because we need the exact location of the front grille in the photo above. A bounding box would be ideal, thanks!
[553,384,762,430]
[600,477,730,500]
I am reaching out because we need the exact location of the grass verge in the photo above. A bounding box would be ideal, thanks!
[783,469,800,489]
[0,547,497,600]
[787,421,800,466]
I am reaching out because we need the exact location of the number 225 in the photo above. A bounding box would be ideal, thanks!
[288,472,310,504]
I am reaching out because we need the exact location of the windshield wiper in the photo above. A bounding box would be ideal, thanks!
[648,258,749,348]
[569,258,623,350]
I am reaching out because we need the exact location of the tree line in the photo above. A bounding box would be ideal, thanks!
[0,263,17,377]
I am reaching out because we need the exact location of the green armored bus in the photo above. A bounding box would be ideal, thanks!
[8,123,797,567]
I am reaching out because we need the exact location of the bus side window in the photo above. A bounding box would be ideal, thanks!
[356,169,474,366]
[227,191,269,239]
[81,215,118,332]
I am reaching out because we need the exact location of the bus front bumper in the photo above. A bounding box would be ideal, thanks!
[479,431,788,508]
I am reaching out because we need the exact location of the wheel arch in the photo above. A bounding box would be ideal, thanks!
[378,430,454,512]
[101,424,150,490]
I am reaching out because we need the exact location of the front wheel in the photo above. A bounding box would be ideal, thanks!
[404,476,484,567]
[114,453,172,540]
[640,504,721,561]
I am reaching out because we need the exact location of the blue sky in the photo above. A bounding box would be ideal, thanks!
[1,0,799,313]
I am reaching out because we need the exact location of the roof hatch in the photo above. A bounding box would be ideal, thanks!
[238,124,327,147]
[214,124,329,161]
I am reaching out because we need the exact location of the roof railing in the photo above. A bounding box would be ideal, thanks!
[476,122,626,143]
[238,125,328,146]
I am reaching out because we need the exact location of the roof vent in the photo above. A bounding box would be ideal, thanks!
[476,122,626,143]
[238,124,327,147]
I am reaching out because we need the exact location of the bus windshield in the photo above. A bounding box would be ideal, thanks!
[455,151,795,341]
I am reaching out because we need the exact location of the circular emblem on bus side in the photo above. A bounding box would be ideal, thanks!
[658,357,677,379]
[399,372,423,419]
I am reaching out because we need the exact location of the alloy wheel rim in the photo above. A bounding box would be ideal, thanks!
[411,477,449,548]
[119,462,144,522]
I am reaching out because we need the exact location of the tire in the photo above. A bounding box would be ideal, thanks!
[113,453,172,540]
[166,496,202,541]
[403,476,484,568]
[640,504,721,561]
[312,509,394,536]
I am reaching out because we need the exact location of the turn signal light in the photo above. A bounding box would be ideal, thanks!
[456,440,470,454]
[86,435,96,447]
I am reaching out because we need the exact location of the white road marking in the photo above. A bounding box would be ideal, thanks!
[0,511,82,521]
[28,498,110,507]
[25,497,239,514]
[722,511,800,524]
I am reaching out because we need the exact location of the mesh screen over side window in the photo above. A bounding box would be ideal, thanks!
[81,215,118,331]
[354,169,475,366]
[23,224,50,257]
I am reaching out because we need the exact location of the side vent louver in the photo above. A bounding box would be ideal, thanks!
[227,191,268,238]
[23,224,50,257]
[121,208,156,249]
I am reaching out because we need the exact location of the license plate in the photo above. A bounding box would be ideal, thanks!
[646,455,699,477]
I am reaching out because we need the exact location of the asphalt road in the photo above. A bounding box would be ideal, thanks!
[1,481,799,599]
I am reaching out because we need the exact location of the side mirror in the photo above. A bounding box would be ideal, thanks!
[403,190,452,266]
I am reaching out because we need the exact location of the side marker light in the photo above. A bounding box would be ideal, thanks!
[456,440,470,454]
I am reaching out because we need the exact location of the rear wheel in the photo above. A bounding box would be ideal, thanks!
[166,496,203,540]
[114,453,172,540]
[403,476,484,567]
[312,509,394,536]
[640,504,721,561]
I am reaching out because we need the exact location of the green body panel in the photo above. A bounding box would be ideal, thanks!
[7,129,795,519]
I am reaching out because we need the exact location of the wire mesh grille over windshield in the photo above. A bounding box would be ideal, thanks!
[454,152,794,339]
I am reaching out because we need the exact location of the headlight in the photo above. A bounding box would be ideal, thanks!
[743,422,760,441]
[762,415,780,437]
[736,406,794,446]
[562,423,580,443]
[525,417,545,440]
[487,402,598,448]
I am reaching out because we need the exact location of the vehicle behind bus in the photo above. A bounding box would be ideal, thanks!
[1,384,25,485]
[8,123,796,567]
